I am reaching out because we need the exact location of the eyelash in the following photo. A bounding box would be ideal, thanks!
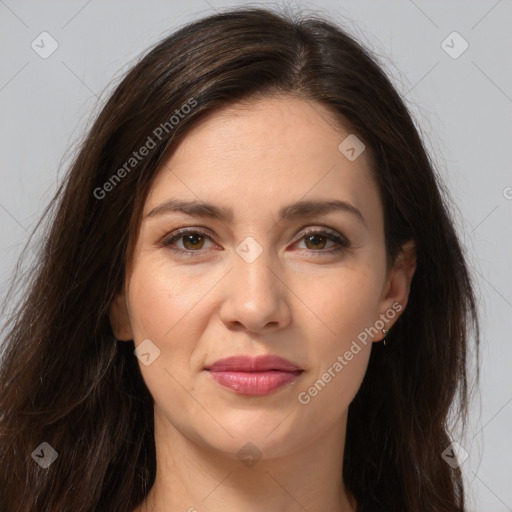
[160,227,349,257]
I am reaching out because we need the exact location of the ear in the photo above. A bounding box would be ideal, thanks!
[109,288,133,341]
[374,239,417,342]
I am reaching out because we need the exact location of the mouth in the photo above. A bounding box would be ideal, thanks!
[205,354,304,396]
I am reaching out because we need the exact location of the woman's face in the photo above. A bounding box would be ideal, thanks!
[111,95,414,460]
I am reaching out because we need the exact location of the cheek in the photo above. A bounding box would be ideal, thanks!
[127,259,207,340]
[125,261,212,424]
[293,265,382,412]
[299,262,384,346]
[125,259,209,389]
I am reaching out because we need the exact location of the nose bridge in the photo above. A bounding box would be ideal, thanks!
[220,234,290,332]
[234,234,279,298]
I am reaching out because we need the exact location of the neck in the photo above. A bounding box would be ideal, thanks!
[135,408,357,512]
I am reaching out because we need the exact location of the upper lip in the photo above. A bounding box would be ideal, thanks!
[205,355,302,372]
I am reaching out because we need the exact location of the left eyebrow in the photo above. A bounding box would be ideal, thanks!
[279,199,366,227]
[146,198,367,227]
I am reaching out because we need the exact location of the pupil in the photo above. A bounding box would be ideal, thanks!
[307,234,325,249]
[185,234,203,249]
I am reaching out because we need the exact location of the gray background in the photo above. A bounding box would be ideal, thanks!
[1,0,511,510]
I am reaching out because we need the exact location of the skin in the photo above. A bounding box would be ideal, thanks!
[110,95,416,512]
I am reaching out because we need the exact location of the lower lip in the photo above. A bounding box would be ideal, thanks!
[207,370,302,396]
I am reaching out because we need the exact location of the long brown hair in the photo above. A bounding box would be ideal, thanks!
[0,7,479,512]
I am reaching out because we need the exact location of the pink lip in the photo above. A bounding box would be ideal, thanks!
[205,355,303,396]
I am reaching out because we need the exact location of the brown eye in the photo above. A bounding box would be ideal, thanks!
[161,229,216,255]
[303,233,328,250]
[162,227,348,258]
[181,233,206,250]
[295,229,349,255]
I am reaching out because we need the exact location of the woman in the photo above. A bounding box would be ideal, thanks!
[0,6,479,512]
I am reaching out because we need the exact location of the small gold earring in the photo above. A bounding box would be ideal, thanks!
[382,329,390,346]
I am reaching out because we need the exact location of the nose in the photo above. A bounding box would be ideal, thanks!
[218,246,292,334]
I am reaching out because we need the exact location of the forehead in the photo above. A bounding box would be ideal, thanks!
[144,96,381,226]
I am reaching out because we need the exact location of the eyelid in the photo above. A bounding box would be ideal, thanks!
[160,225,350,255]
[160,226,219,248]
[292,225,348,244]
